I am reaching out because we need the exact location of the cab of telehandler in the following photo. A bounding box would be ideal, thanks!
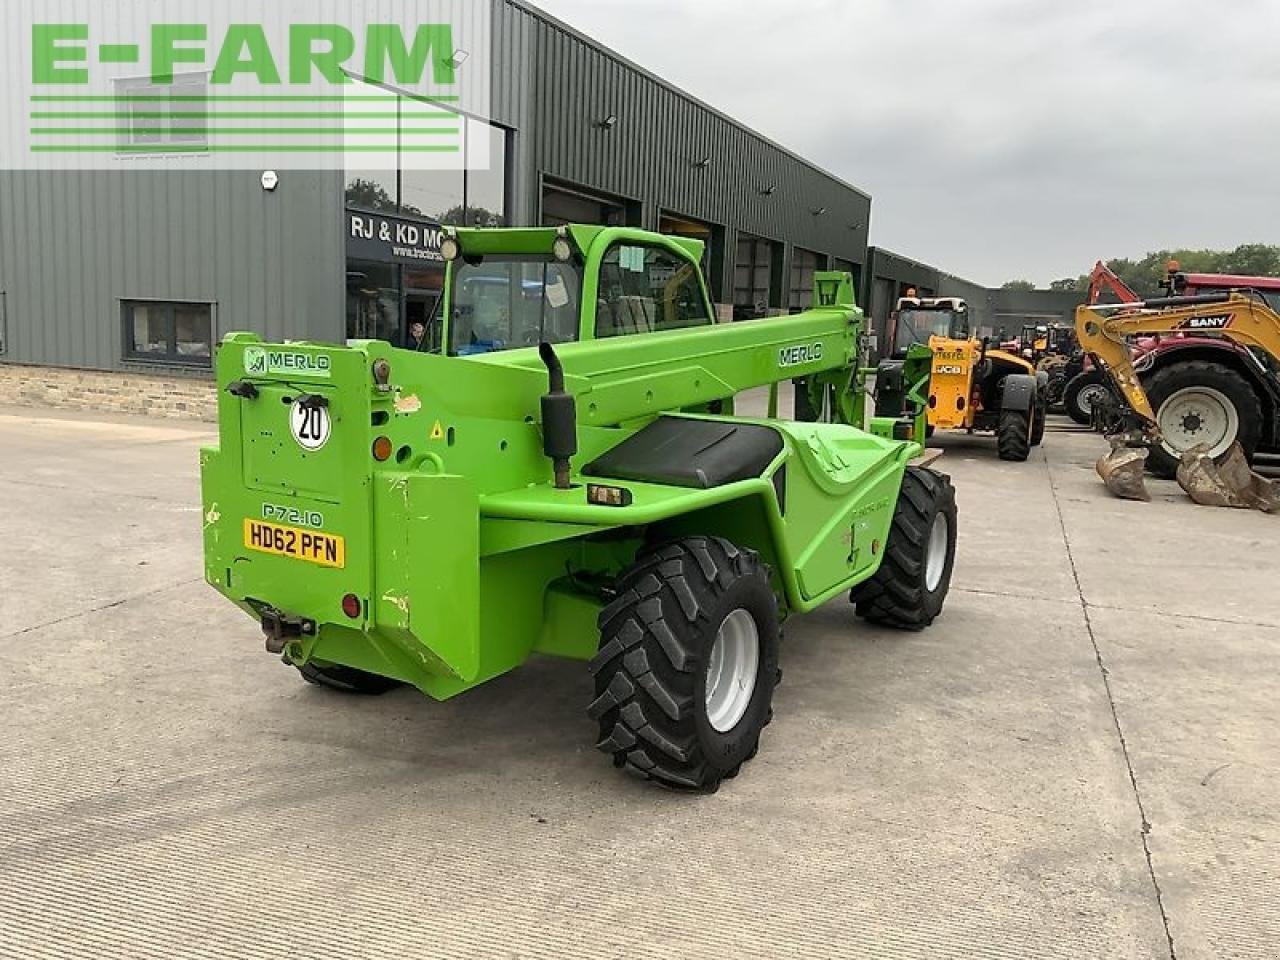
[889,297,971,357]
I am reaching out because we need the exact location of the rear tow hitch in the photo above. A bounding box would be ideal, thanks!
[260,608,316,654]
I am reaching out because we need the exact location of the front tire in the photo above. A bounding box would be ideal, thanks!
[1064,369,1109,425]
[1144,361,1262,479]
[997,408,1032,461]
[851,467,957,630]
[297,661,400,695]
[589,536,779,791]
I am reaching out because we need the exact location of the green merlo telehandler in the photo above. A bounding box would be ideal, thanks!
[201,225,955,790]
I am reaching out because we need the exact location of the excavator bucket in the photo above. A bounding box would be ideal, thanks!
[1176,443,1280,511]
[1096,438,1151,502]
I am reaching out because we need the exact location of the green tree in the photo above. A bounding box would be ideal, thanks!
[1001,279,1036,292]
[345,177,397,212]
[344,178,424,217]
[435,204,503,227]
[1069,244,1280,296]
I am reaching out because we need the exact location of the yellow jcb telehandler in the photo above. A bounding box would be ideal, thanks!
[1076,290,1280,510]
[890,297,1046,461]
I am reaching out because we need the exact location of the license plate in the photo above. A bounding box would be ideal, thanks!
[243,518,345,568]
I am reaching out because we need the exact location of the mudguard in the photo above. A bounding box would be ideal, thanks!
[1001,373,1039,413]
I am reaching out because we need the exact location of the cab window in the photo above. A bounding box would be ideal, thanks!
[596,244,712,338]
[448,256,582,355]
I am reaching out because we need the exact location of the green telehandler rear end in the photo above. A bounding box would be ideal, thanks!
[200,224,955,790]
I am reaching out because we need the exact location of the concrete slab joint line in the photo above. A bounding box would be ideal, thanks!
[1044,456,1179,960]
[0,577,202,643]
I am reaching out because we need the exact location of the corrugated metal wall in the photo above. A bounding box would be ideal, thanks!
[0,0,881,374]
[991,288,1083,334]
[492,1,871,302]
[0,170,345,371]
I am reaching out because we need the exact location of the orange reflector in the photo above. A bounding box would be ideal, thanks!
[587,483,633,507]
[372,436,392,461]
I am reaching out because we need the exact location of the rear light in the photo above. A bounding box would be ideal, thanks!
[372,436,392,461]
[341,593,362,619]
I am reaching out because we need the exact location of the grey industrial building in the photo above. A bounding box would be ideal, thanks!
[0,0,1076,393]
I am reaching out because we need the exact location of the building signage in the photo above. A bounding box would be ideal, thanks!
[346,209,445,265]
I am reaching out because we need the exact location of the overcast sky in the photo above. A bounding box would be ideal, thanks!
[531,0,1279,286]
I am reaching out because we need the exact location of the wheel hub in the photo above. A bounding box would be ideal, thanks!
[924,513,948,592]
[705,609,760,733]
[1079,384,1106,410]
[1157,386,1238,459]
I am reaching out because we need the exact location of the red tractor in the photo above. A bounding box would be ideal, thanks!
[1070,261,1280,476]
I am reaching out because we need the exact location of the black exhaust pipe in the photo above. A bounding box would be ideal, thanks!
[538,342,578,490]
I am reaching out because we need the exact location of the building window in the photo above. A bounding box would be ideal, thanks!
[345,108,507,226]
[596,244,711,338]
[734,235,774,320]
[346,261,403,344]
[542,180,631,227]
[122,300,213,365]
[114,73,209,155]
[789,248,824,312]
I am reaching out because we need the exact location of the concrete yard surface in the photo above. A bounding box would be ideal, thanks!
[1,405,1276,959]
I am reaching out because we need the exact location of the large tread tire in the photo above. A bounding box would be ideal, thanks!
[1064,369,1108,425]
[851,467,957,630]
[997,408,1032,461]
[297,661,401,695]
[1030,398,1047,447]
[589,536,779,791]
[1144,360,1263,479]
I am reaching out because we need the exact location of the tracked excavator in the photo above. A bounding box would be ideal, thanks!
[1076,291,1280,509]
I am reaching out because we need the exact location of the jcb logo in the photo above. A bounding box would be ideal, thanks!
[936,364,965,375]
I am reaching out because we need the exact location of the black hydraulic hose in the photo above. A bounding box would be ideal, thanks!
[1141,293,1232,309]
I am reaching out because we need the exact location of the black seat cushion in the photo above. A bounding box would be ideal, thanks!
[584,416,783,489]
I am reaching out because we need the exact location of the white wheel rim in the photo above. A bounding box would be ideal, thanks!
[1156,386,1238,459]
[1077,384,1107,412]
[704,609,759,733]
[925,512,948,592]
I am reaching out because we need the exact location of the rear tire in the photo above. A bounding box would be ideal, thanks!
[1064,369,1109,425]
[297,661,400,695]
[997,408,1032,461]
[1144,361,1262,479]
[1030,397,1047,447]
[589,536,779,791]
[851,467,957,630]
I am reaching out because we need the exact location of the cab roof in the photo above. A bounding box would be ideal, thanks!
[452,225,705,264]
[896,296,967,311]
